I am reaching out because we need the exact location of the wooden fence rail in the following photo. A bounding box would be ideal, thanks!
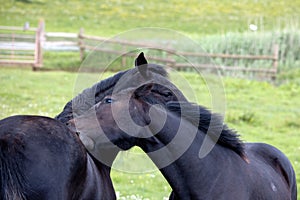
[78,29,279,78]
[0,24,279,79]
[175,44,279,75]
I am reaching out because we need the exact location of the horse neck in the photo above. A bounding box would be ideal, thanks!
[80,154,116,200]
[82,147,119,199]
[91,148,119,168]
[142,111,231,198]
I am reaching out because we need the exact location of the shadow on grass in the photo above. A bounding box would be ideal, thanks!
[16,0,44,4]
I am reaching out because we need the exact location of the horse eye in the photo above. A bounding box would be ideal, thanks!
[103,98,114,104]
[165,91,172,97]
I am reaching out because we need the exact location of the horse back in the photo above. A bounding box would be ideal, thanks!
[0,115,87,200]
[246,143,297,200]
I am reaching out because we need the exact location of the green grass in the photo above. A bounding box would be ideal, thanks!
[43,52,81,71]
[1,0,299,36]
[0,68,299,199]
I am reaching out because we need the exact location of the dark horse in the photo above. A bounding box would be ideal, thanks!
[0,115,115,199]
[68,69,297,199]
[0,53,168,199]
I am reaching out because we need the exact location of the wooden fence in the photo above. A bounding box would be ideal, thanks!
[0,21,44,69]
[0,24,279,78]
[78,29,279,79]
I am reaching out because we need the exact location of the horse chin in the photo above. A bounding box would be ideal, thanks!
[79,134,95,150]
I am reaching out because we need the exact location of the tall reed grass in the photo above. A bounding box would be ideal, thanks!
[196,29,300,71]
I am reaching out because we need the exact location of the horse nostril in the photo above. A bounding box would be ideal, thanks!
[66,119,74,126]
[66,121,72,127]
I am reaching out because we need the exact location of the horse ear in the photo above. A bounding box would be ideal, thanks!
[135,52,149,78]
[135,52,148,67]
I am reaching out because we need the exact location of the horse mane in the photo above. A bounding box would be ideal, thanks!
[55,64,168,123]
[93,64,168,103]
[166,101,246,158]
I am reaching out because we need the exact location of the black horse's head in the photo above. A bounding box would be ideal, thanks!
[66,52,187,161]
[56,52,168,123]
[67,75,186,158]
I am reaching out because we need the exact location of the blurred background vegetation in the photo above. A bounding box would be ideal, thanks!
[1,0,299,35]
[1,0,300,71]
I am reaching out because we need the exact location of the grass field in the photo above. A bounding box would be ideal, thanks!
[0,67,299,199]
[1,0,299,36]
[2,0,300,71]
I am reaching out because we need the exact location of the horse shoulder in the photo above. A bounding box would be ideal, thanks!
[245,143,293,176]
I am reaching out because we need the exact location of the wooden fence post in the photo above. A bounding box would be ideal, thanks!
[272,44,279,72]
[78,28,85,61]
[121,46,126,67]
[166,44,175,68]
[33,20,44,70]
[272,44,279,79]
